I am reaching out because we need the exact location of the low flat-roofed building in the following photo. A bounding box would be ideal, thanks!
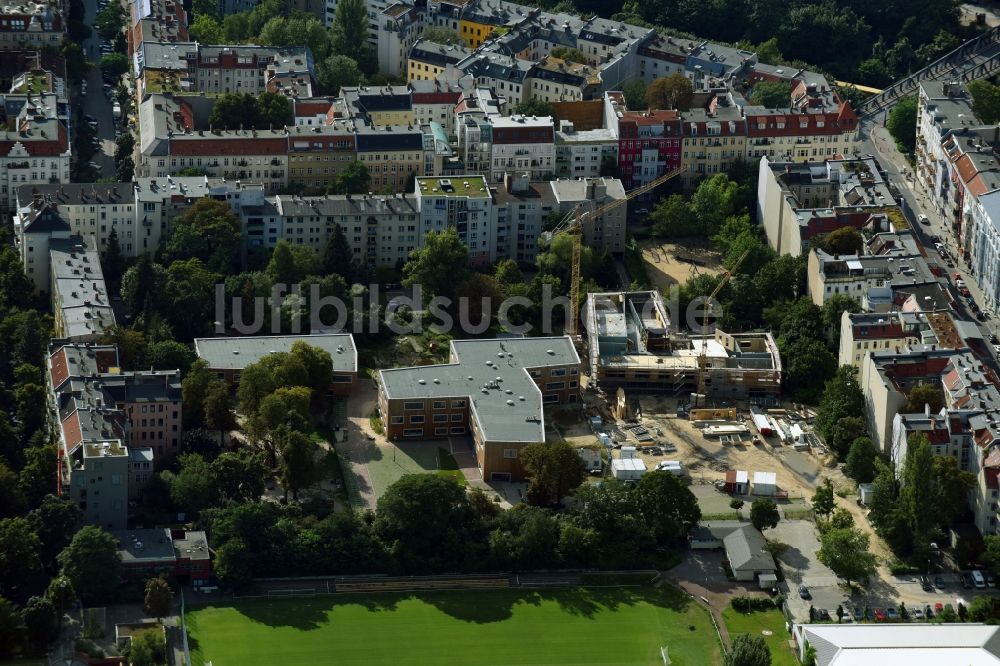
[115,528,177,579]
[114,528,213,582]
[194,334,358,396]
[585,290,781,398]
[793,623,1000,666]
[377,336,580,482]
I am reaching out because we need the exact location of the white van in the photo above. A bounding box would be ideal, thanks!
[973,570,986,589]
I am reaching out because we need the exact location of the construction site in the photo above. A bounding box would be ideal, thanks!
[548,287,836,508]
[583,290,783,400]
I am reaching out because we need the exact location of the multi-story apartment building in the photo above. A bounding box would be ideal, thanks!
[491,172,555,264]
[138,95,291,192]
[342,85,415,126]
[407,40,471,82]
[243,188,421,263]
[863,349,947,453]
[414,175,494,265]
[355,124,427,190]
[554,120,617,179]
[50,236,116,341]
[16,184,140,256]
[743,78,860,163]
[101,370,184,457]
[550,177,626,254]
[602,93,681,190]
[373,1,423,77]
[526,56,601,103]
[489,114,555,182]
[0,90,71,210]
[127,0,187,57]
[411,79,467,132]
[136,43,314,99]
[377,336,581,482]
[681,102,746,186]
[0,0,63,49]
[636,35,754,90]
[757,156,904,256]
[286,122,357,193]
[941,130,1000,311]
[806,249,940,307]
[456,50,532,105]
[915,81,982,227]
[457,0,526,48]
[838,309,980,370]
[48,341,184,528]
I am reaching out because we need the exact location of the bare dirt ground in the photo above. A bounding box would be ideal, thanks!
[641,238,724,292]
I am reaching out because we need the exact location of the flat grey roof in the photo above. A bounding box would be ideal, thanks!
[114,528,176,564]
[194,334,357,372]
[379,336,579,443]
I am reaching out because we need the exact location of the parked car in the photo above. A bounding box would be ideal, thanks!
[989,333,998,344]
[962,573,972,589]
[988,572,996,588]
[935,602,944,613]
[798,584,811,600]
[921,576,934,591]
[934,576,946,589]
[886,607,898,621]
[874,608,887,622]
[841,610,854,623]
[818,609,831,621]
[919,214,930,225]
[912,607,924,620]
[974,570,987,589]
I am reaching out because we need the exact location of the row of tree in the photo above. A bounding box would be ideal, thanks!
[207,471,701,588]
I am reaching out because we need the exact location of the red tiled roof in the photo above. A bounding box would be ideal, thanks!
[986,467,999,490]
[624,109,679,125]
[413,91,462,104]
[295,101,333,116]
[170,137,288,156]
[61,412,83,450]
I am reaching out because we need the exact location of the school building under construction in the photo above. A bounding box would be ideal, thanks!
[584,290,782,399]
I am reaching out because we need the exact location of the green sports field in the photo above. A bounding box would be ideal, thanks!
[186,585,722,666]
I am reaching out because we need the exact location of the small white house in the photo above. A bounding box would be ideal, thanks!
[752,471,777,496]
[620,446,638,459]
[612,458,647,481]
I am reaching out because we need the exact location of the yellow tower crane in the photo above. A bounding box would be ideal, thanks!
[543,165,686,337]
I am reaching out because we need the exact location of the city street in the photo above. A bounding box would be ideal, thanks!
[77,0,118,179]
[864,119,1000,354]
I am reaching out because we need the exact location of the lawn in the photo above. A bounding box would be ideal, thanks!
[365,443,466,496]
[186,585,721,666]
[721,608,796,666]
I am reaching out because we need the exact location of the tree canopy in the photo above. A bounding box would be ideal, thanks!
[402,227,470,301]
[887,96,917,153]
[56,526,121,603]
[163,198,243,273]
[647,73,693,110]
